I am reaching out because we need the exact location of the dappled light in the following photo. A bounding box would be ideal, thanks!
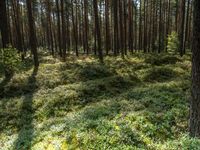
[1,0,200,149]
[0,53,198,149]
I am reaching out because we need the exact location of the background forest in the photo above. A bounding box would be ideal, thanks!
[1,0,200,149]
[0,0,192,60]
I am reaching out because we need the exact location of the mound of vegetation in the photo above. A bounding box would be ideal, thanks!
[0,53,200,150]
[77,64,115,81]
[145,55,181,66]
[143,67,178,82]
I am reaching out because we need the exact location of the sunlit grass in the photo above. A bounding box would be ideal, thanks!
[0,52,199,150]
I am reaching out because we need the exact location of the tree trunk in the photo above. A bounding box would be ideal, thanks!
[26,0,39,67]
[61,0,67,60]
[128,0,133,54]
[139,0,142,50]
[178,0,185,56]
[184,0,190,52]
[113,0,119,55]
[143,0,147,53]
[105,0,110,55]
[56,0,62,57]
[158,0,163,53]
[84,0,89,55]
[71,0,78,56]
[190,0,200,137]
[93,0,103,63]
[0,0,9,48]
[119,0,124,58]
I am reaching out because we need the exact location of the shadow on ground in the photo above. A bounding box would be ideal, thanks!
[13,67,38,150]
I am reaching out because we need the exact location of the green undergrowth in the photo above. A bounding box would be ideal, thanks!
[0,52,198,150]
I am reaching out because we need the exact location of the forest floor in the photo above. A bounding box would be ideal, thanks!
[0,51,200,150]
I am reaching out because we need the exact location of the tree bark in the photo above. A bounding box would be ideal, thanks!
[93,0,103,63]
[105,0,110,55]
[56,0,62,57]
[190,0,200,138]
[113,0,119,55]
[61,0,67,60]
[26,0,39,67]
[0,0,9,48]
[178,0,185,56]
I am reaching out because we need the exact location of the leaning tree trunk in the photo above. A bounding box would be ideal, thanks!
[190,0,200,137]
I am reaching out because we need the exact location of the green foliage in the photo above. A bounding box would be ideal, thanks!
[0,53,197,150]
[0,46,20,76]
[143,67,178,82]
[167,32,179,53]
[78,64,114,81]
[145,54,181,66]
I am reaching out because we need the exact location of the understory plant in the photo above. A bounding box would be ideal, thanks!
[0,46,20,77]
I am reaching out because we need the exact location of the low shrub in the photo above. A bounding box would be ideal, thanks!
[144,67,177,82]
[145,55,181,66]
[0,46,20,77]
[77,64,114,81]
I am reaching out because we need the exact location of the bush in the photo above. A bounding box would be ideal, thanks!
[78,64,114,81]
[145,55,181,66]
[144,67,177,82]
[167,32,179,53]
[0,46,20,77]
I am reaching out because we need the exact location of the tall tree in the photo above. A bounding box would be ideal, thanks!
[61,0,67,60]
[178,0,186,56]
[139,0,142,50]
[71,0,78,56]
[113,0,119,55]
[84,0,89,54]
[11,0,24,59]
[56,0,62,57]
[119,0,124,58]
[0,0,9,48]
[124,0,127,55]
[45,0,54,56]
[128,0,133,54]
[143,0,147,52]
[190,0,200,137]
[93,0,103,63]
[0,0,194,58]
[184,0,191,52]
[105,0,110,55]
[158,0,163,53]
[26,0,39,67]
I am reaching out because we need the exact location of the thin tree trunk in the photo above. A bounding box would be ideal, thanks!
[84,0,89,54]
[119,0,124,58]
[105,0,110,55]
[113,0,119,55]
[178,0,185,56]
[184,0,190,52]
[56,0,62,57]
[61,0,67,60]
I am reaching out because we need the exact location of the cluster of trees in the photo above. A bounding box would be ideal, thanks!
[1,0,200,138]
[0,0,193,64]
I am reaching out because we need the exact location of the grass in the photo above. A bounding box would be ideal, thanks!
[0,52,199,150]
